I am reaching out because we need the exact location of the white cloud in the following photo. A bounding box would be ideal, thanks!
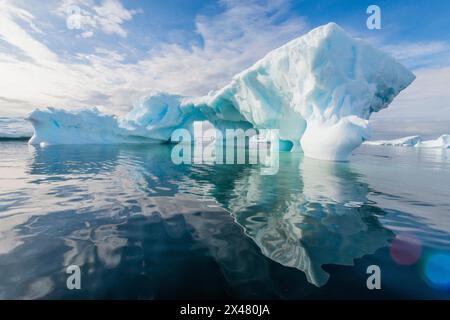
[81,30,94,38]
[383,41,449,61]
[0,0,307,116]
[93,0,137,37]
[131,0,307,96]
[57,0,139,38]
[382,41,450,68]
[0,1,58,62]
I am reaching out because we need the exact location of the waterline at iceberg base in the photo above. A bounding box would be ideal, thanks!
[27,23,415,161]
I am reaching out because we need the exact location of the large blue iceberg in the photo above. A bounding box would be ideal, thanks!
[28,23,415,161]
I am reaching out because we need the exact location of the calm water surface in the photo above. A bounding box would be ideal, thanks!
[0,141,449,299]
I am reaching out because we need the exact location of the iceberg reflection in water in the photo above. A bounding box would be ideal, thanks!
[0,142,449,299]
[226,157,391,286]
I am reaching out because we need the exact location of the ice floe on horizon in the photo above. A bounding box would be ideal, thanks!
[364,134,450,148]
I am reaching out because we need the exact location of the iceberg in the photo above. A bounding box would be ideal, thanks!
[28,23,415,161]
[365,134,450,148]
[364,135,422,147]
[28,107,161,146]
[418,135,450,149]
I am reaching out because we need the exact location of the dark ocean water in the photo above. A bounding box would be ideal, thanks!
[0,141,449,299]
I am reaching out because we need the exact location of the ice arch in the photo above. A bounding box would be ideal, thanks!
[28,23,415,161]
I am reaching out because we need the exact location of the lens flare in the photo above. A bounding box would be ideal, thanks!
[390,233,422,265]
[424,253,450,290]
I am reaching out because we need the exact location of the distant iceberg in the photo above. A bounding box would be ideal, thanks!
[28,23,415,161]
[365,134,450,148]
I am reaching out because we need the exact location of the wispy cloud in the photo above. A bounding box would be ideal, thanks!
[0,0,306,116]
[136,0,307,95]
[57,0,140,38]
[382,41,450,69]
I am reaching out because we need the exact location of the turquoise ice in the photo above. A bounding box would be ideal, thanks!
[28,23,415,161]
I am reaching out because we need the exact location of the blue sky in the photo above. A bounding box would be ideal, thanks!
[1,0,450,124]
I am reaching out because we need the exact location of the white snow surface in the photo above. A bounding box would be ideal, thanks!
[28,23,415,161]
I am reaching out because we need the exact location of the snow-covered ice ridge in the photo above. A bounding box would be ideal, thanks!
[28,23,415,161]
[365,135,450,148]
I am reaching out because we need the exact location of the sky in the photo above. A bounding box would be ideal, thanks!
[0,0,449,129]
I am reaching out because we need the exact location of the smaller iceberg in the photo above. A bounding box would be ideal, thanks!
[364,135,422,147]
[418,134,450,148]
[365,134,450,148]
[28,107,156,146]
